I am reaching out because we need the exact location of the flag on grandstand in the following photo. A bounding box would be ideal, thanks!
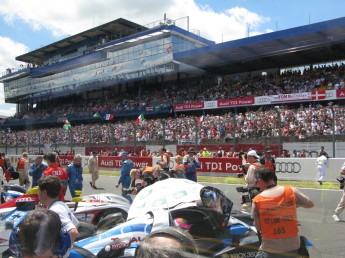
[104,114,115,121]
[312,90,326,100]
[63,120,72,131]
[93,112,102,119]
[198,115,204,125]
[135,113,145,124]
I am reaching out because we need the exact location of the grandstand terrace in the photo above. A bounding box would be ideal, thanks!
[1,16,345,156]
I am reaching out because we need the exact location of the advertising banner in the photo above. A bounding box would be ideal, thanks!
[336,89,345,98]
[270,92,311,103]
[254,96,271,105]
[173,102,204,111]
[197,157,243,173]
[98,156,152,169]
[203,100,218,109]
[325,90,336,100]
[217,97,254,108]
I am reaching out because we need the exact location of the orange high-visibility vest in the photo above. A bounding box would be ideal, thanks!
[253,186,298,239]
[265,160,275,173]
[17,158,26,170]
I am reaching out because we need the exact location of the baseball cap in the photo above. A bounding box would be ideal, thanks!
[247,150,259,159]
[119,151,128,156]
[265,148,272,153]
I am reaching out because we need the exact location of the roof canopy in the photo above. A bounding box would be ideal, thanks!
[16,18,146,63]
[175,16,345,74]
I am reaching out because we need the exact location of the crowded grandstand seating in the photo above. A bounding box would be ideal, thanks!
[1,63,345,125]
[1,105,344,149]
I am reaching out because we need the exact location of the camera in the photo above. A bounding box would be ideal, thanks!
[236,186,260,204]
[336,175,345,189]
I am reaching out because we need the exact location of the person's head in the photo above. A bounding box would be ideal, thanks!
[22,152,28,159]
[264,149,272,158]
[120,151,128,160]
[175,155,183,165]
[254,167,276,191]
[188,148,195,156]
[73,154,82,166]
[92,151,97,156]
[247,150,259,164]
[152,165,160,178]
[321,146,324,150]
[44,153,56,165]
[35,156,43,165]
[160,148,166,155]
[17,209,65,258]
[38,176,61,204]
[135,169,142,179]
[135,227,197,258]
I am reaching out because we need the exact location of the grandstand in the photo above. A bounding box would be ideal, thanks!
[1,16,345,156]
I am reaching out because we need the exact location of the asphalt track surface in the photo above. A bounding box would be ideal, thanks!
[68,174,344,258]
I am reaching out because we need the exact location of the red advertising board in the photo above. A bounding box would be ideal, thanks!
[217,97,254,108]
[98,156,152,169]
[173,102,204,111]
[59,156,74,166]
[336,89,345,98]
[197,157,243,173]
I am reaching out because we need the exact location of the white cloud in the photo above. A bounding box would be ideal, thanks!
[0,0,270,117]
[0,105,16,117]
[0,0,270,42]
[0,36,28,116]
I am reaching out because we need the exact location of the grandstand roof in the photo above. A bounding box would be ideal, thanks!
[16,18,146,63]
[175,16,345,74]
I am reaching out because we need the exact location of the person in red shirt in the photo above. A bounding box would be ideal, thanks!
[42,153,68,201]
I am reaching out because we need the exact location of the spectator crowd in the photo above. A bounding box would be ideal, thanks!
[1,105,344,147]
[1,63,345,124]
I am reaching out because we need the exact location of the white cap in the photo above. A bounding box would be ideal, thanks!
[247,150,259,159]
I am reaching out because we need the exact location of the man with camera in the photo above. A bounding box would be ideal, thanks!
[242,150,263,212]
[332,162,345,222]
[252,167,314,257]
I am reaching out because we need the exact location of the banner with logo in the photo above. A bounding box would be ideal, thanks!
[173,102,204,111]
[98,156,152,169]
[270,92,311,103]
[203,100,218,109]
[217,97,254,108]
[336,89,345,99]
[254,96,271,105]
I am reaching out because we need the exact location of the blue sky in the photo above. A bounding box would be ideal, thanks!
[0,0,345,116]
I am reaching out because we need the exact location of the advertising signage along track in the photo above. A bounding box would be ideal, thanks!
[173,89,343,112]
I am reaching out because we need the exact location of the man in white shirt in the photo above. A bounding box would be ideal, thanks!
[316,154,328,185]
[38,176,79,246]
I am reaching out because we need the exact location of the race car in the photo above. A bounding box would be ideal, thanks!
[67,178,315,257]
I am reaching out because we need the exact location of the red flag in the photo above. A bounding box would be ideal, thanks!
[312,90,326,100]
